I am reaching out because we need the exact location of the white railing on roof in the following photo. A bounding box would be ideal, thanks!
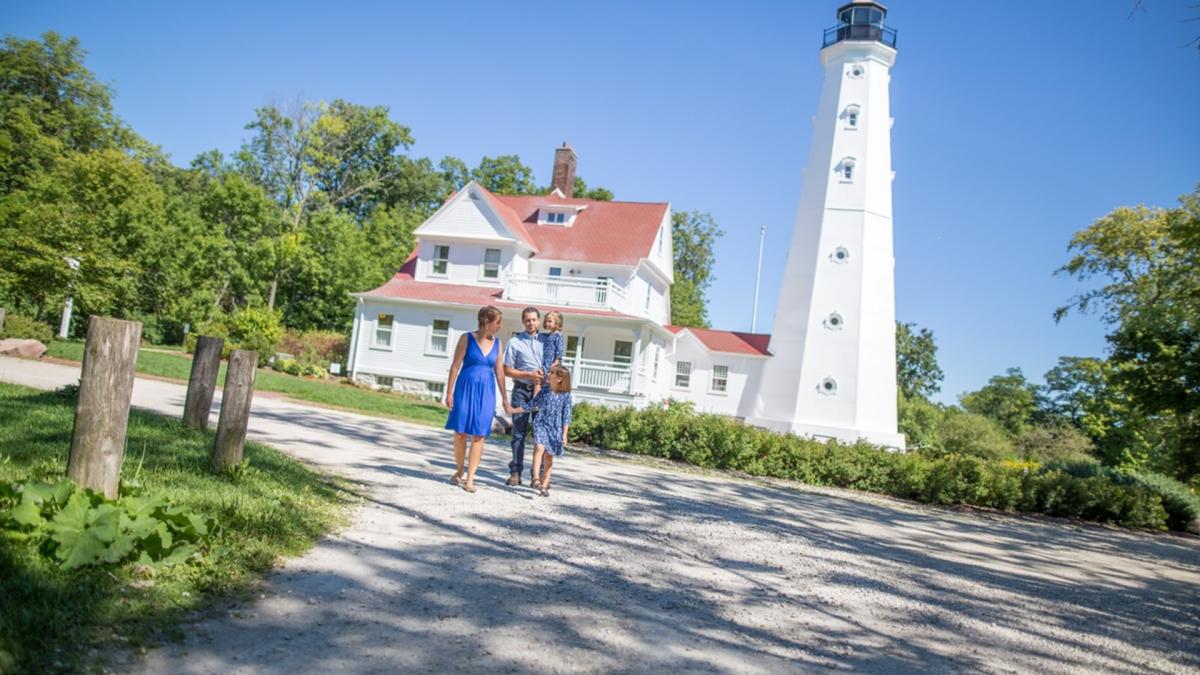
[503,274,628,313]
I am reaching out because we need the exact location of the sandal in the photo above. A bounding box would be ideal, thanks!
[539,485,550,497]
[462,482,477,494]
[450,474,462,486]
[530,478,542,490]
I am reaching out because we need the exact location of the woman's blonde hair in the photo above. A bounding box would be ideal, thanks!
[544,310,564,332]
[477,305,502,328]
[548,364,572,393]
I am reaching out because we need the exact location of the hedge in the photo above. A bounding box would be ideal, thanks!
[570,402,1196,532]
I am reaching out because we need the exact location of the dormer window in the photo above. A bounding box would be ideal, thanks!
[432,245,450,276]
[540,205,584,226]
[546,212,566,224]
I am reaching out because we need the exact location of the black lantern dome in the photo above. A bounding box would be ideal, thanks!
[823,1,897,49]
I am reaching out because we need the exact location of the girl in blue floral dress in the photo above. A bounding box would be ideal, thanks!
[529,365,572,497]
[531,311,565,404]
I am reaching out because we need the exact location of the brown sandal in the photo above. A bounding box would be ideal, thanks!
[450,474,462,486]
[462,482,477,493]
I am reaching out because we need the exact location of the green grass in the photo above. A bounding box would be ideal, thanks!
[45,340,449,428]
[0,381,355,673]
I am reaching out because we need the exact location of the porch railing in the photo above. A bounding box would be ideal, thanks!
[504,274,628,312]
[566,358,632,392]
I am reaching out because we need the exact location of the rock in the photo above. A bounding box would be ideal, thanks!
[0,338,47,359]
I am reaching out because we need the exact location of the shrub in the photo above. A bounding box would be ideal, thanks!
[1017,424,1094,464]
[229,306,283,366]
[934,410,1014,460]
[276,329,348,368]
[1125,472,1200,532]
[184,317,233,358]
[0,314,53,342]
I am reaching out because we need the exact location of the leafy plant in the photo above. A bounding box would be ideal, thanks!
[1,478,212,570]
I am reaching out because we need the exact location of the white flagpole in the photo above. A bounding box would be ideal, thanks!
[752,225,765,332]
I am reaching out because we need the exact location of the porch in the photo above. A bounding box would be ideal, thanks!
[503,273,629,314]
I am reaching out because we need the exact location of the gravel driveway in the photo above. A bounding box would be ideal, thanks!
[2,356,1198,674]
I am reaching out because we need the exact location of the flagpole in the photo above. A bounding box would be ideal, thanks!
[752,224,765,332]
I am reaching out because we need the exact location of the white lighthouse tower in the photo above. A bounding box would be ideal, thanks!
[749,1,904,448]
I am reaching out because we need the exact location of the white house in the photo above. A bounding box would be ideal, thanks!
[347,143,767,411]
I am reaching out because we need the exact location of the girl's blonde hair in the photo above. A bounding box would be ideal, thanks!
[477,305,502,328]
[548,364,572,393]
[543,310,564,332]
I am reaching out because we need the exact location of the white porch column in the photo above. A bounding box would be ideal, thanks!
[628,327,644,395]
[347,297,364,380]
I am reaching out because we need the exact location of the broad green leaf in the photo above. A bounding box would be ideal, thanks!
[50,491,92,535]
[57,528,108,569]
[156,521,173,550]
[101,534,136,564]
[88,505,121,544]
[50,480,75,507]
[121,495,164,519]
[20,482,55,506]
[125,515,158,541]
[160,543,197,566]
[185,513,209,538]
[9,500,44,527]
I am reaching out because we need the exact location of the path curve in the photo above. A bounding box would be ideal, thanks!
[1,356,1198,674]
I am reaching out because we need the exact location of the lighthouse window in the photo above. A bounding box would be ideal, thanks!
[848,112,858,127]
[843,165,854,180]
[833,246,850,263]
[819,377,838,395]
[826,313,844,330]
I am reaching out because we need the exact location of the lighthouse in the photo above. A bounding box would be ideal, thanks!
[749,1,905,448]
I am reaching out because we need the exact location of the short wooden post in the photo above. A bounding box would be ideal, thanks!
[67,316,142,498]
[212,349,258,472]
[183,336,224,429]
[0,307,6,334]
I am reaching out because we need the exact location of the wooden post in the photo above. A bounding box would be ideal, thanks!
[183,336,224,429]
[67,316,142,498]
[212,349,258,472]
[0,307,6,334]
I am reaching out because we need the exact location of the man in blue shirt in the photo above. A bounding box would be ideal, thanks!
[503,307,544,486]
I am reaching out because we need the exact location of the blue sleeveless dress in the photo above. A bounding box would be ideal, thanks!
[445,332,498,437]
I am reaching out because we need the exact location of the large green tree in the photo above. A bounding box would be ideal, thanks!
[960,367,1043,437]
[1056,185,1200,481]
[895,321,944,400]
[670,210,723,327]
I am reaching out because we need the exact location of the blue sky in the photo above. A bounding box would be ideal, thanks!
[5,0,1199,403]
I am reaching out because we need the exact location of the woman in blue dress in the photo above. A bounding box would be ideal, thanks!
[445,305,512,493]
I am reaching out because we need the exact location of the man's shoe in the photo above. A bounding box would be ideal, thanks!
[506,474,521,487]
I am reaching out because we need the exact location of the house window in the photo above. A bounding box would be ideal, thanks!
[429,319,450,354]
[566,335,581,361]
[644,286,651,311]
[425,381,445,398]
[549,266,562,276]
[432,245,450,275]
[376,375,394,389]
[652,347,659,381]
[596,276,610,304]
[711,365,728,393]
[613,341,632,365]
[373,313,394,348]
[675,361,692,389]
[544,211,566,224]
[482,248,501,280]
[657,228,665,255]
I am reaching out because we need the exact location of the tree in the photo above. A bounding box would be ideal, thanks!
[670,210,723,327]
[572,176,613,201]
[470,155,537,195]
[1056,185,1200,481]
[960,367,1042,437]
[896,321,944,400]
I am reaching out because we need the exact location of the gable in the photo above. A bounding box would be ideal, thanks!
[415,190,516,242]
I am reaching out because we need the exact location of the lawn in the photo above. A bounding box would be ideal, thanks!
[45,341,449,428]
[0,381,355,673]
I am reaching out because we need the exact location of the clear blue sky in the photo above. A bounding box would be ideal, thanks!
[5,1,1199,403]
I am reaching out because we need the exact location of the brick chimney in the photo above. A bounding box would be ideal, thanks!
[551,142,577,198]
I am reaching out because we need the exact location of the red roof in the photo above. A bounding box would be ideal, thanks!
[667,326,772,356]
[358,272,646,321]
[483,190,668,266]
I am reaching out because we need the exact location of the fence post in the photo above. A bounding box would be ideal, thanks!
[212,349,258,472]
[183,336,224,429]
[0,307,6,334]
[67,316,142,498]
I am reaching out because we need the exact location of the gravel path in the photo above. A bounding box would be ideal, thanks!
[2,356,1199,674]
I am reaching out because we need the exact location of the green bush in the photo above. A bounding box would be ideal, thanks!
[0,314,53,342]
[934,410,1014,460]
[276,329,348,368]
[229,306,283,366]
[184,317,233,357]
[568,402,1181,532]
[1016,424,1094,464]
